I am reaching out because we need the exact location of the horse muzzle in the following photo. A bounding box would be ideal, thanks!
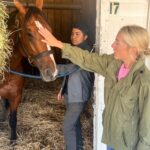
[40,68,58,82]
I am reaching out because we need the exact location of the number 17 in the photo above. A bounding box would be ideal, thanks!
[110,2,120,15]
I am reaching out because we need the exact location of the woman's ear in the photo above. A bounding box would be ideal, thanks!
[129,47,138,61]
[84,35,88,41]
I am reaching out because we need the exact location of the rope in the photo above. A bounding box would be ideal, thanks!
[6,65,80,80]
[7,69,42,79]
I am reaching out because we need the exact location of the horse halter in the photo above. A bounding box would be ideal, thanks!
[14,15,53,65]
[18,33,53,65]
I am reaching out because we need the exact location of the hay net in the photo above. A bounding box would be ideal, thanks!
[0,2,12,81]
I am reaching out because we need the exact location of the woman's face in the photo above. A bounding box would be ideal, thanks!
[71,28,87,46]
[111,33,130,61]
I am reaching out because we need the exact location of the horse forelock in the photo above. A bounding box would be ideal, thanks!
[8,7,47,29]
[24,7,47,25]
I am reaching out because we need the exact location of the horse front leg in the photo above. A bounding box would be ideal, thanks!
[9,95,21,144]
[0,99,9,122]
[9,110,17,143]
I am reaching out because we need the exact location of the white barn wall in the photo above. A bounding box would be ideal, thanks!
[146,1,150,70]
[94,0,150,149]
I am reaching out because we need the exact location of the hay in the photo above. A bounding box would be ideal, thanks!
[0,79,93,150]
[0,2,12,81]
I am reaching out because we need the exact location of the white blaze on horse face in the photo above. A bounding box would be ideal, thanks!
[47,45,58,77]
[35,20,43,29]
[35,20,58,77]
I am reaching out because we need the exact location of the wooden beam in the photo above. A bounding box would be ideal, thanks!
[2,2,81,10]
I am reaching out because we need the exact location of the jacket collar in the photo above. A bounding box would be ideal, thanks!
[75,40,91,51]
[106,57,145,85]
[124,58,145,86]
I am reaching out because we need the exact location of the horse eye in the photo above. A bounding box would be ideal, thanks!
[27,32,33,38]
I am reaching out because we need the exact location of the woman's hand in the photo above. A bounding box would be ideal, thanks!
[57,90,64,101]
[35,21,64,49]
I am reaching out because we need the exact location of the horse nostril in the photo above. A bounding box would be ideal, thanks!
[40,68,56,82]
[45,69,52,76]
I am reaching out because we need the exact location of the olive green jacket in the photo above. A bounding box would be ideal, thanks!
[62,43,150,150]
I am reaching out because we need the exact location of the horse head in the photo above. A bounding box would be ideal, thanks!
[13,0,58,82]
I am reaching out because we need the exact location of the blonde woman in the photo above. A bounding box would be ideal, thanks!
[37,24,150,150]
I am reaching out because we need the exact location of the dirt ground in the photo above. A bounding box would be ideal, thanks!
[0,78,93,150]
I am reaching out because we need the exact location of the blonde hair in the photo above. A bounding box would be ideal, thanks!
[118,25,150,58]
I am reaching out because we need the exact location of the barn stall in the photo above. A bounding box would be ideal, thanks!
[0,0,96,150]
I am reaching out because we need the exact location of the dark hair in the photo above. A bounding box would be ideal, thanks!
[72,22,89,35]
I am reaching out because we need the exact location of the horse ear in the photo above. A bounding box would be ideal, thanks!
[36,0,43,10]
[14,0,26,15]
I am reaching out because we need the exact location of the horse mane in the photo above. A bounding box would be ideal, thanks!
[7,10,18,28]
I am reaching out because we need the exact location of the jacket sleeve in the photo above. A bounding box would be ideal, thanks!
[62,43,114,77]
[137,85,150,150]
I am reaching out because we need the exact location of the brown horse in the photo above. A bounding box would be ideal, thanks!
[0,0,57,143]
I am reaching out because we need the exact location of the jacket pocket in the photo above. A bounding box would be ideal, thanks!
[119,86,138,121]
